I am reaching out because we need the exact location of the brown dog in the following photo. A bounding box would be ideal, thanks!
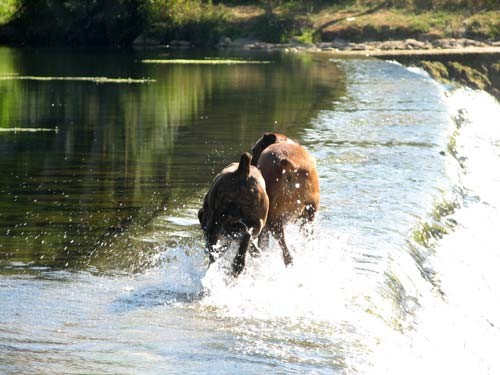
[251,133,320,266]
[198,152,269,277]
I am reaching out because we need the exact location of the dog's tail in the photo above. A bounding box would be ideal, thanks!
[237,152,251,177]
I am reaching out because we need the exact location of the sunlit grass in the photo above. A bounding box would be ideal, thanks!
[310,5,499,41]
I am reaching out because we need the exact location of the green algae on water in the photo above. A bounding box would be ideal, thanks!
[0,76,155,84]
[141,59,272,65]
[0,127,59,133]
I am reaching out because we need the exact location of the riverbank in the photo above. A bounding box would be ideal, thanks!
[1,2,499,46]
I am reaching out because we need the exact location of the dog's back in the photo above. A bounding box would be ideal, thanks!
[257,140,319,223]
[199,153,269,245]
[199,152,269,275]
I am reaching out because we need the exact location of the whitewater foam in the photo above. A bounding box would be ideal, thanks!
[369,88,500,375]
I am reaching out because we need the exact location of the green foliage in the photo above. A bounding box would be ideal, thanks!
[293,27,316,44]
[141,0,230,44]
[6,0,144,45]
[356,0,499,10]
[0,0,19,25]
[465,12,500,39]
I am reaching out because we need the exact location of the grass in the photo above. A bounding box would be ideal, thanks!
[465,11,500,39]
[141,0,232,45]
[210,3,500,43]
[311,6,500,41]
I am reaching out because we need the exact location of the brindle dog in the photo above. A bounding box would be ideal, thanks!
[198,152,269,277]
[251,133,320,266]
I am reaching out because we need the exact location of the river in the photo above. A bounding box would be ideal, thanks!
[0,46,499,374]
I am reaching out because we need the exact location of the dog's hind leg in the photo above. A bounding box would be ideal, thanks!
[232,231,251,277]
[258,226,270,250]
[249,239,262,257]
[300,203,317,238]
[271,221,293,266]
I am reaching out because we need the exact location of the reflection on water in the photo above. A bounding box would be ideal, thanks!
[0,47,345,272]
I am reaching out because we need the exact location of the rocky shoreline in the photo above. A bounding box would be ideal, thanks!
[148,36,500,58]
[208,36,500,56]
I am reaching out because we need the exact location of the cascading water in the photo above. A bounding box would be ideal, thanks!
[368,87,500,375]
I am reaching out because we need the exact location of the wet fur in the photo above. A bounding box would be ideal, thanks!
[251,133,320,265]
[198,152,269,277]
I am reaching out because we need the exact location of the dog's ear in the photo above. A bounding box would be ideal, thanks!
[237,152,252,177]
[251,133,277,166]
[263,132,277,145]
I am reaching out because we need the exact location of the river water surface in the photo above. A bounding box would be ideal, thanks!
[1,47,499,374]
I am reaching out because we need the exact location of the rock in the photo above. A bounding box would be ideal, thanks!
[217,36,233,48]
[350,43,368,51]
[432,38,456,48]
[418,31,443,41]
[169,40,193,49]
[247,42,274,50]
[316,42,333,49]
[290,37,314,47]
[461,38,489,47]
[232,37,257,47]
[431,38,487,49]
[132,33,162,46]
[378,41,398,50]
[332,38,348,48]
[404,38,428,49]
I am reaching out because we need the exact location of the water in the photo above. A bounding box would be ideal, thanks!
[1,47,499,374]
